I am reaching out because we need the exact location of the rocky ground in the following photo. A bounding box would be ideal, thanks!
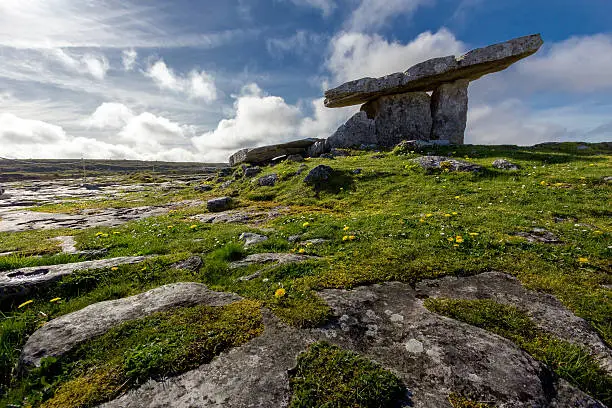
[0,142,610,407]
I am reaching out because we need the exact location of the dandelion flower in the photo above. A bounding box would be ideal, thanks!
[540,181,547,186]
[454,196,461,199]
[113,231,120,235]
[49,297,61,303]
[455,236,464,243]
[342,235,349,241]
[469,233,479,237]
[349,235,356,240]
[306,242,313,247]
[343,226,350,231]
[419,219,425,223]
[274,288,286,299]
[578,257,589,263]
[444,213,451,217]
[302,222,310,228]
[95,232,104,236]
[190,225,198,229]
[111,267,119,271]
[18,300,34,309]
[298,248,306,254]
[453,244,460,248]
[452,212,458,216]
[167,225,174,229]
[426,213,433,218]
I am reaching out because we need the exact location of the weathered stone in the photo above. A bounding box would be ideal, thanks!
[0,185,5,196]
[416,272,612,374]
[324,34,543,108]
[192,207,289,225]
[244,167,262,178]
[232,253,319,281]
[207,197,232,212]
[515,228,561,244]
[171,256,203,273]
[194,184,213,192]
[0,256,148,301]
[493,159,520,171]
[220,180,233,189]
[52,236,77,254]
[413,156,483,172]
[257,174,278,187]
[363,92,433,146]
[217,168,233,177]
[20,283,241,368]
[430,79,469,144]
[329,148,349,157]
[326,111,376,149]
[228,139,322,166]
[306,140,330,157]
[295,164,308,175]
[303,165,333,184]
[286,154,304,162]
[239,232,268,248]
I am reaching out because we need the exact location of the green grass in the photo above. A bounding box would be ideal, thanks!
[289,342,407,408]
[0,142,610,403]
[2,300,263,408]
[424,298,612,405]
[447,393,493,408]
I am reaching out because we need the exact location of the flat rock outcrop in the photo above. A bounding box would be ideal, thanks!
[229,139,322,166]
[324,34,543,108]
[99,282,603,407]
[0,256,148,300]
[21,283,241,368]
[413,155,483,172]
[416,271,612,374]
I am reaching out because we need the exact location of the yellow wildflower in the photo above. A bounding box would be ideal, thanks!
[306,242,313,247]
[348,235,356,240]
[95,232,104,236]
[343,226,350,231]
[18,300,34,309]
[112,231,120,235]
[578,257,589,264]
[419,219,425,223]
[444,213,451,217]
[274,288,286,299]
[167,225,174,229]
[454,196,461,199]
[302,222,310,228]
[469,233,479,237]
[455,236,464,243]
[298,248,306,254]
[453,244,460,248]
[426,213,433,217]
[49,297,61,303]
[447,237,454,242]
[342,235,349,241]
[111,267,118,271]
[452,212,458,215]
[190,224,198,229]
[540,181,547,186]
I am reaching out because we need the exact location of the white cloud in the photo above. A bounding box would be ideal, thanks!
[285,0,336,16]
[49,49,110,80]
[86,103,135,129]
[327,29,465,84]
[146,60,217,102]
[519,34,612,92]
[347,0,432,32]
[0,113,67,144]
[122,49,138,71]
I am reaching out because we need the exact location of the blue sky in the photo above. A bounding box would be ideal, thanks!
[1,0,611,162]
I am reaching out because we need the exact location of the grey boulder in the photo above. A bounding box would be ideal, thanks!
[257,174,279,187]
[244,167,262,178]
[207,197,233,212]
[239,232,269,248]
[413,156,483,172]
[303,165,334,184]
[493,159,520,171]
[229,139,322,166]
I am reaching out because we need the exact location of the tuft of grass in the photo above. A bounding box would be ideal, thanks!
[289,342,407,408]
[3,300,263,408]
[425,298,612,404]
[448,393,494,408]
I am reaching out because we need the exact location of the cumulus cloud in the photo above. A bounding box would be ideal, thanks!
[86,103,135,129]
[519,34,612,92]
[49,49,110,80]
[146,59,217,102]
[267,31,327,58]
[347,0,432,32]
[122,49,138,71]
[326,29,465,84]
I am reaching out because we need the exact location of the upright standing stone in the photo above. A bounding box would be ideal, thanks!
[362,92,432,147]
[430,79,469,144]
[326,111,376,149]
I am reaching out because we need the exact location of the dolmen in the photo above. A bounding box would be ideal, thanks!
[229,34,543,166]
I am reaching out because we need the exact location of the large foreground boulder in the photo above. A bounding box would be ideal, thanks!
[229,139,322,166]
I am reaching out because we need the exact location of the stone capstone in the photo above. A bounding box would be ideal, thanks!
[430,79,469,144]
[20,283,241,368]
[207,197,233,212]
[228,139,322,166]
[324,34,543,108]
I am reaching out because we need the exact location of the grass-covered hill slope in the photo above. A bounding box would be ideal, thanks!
[1,142,610,407]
